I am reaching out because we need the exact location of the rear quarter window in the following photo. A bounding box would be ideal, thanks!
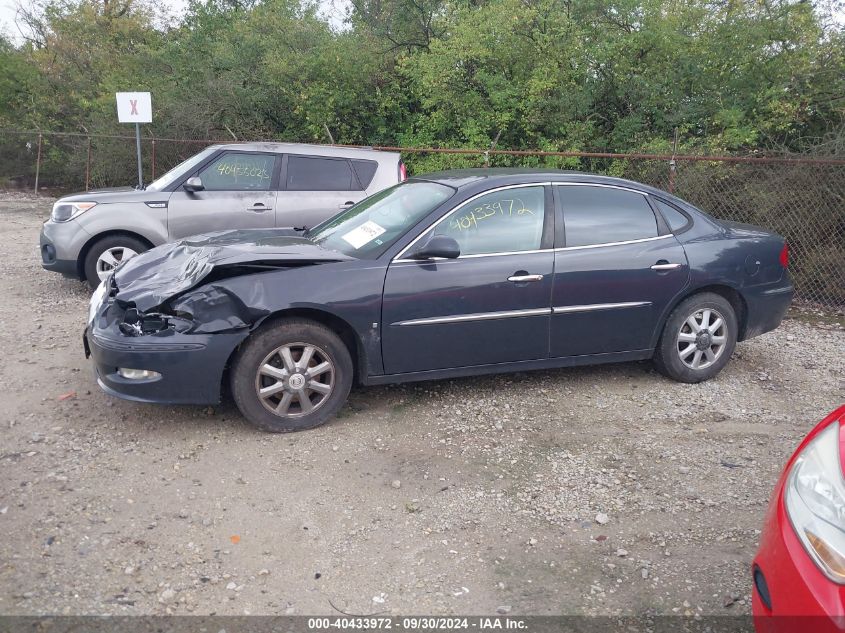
[352,159,379,189]
[286,156,357,191]
[654,199,692,233]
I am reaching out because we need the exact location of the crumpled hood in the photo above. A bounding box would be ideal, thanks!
[113,228,352,312]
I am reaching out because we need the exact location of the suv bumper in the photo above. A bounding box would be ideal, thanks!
[39,220,90,279]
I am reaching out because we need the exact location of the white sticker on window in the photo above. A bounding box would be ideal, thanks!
[341,220,387,249]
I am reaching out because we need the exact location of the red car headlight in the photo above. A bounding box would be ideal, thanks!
[785,420,845,583]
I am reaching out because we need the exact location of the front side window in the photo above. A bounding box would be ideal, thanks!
[429,186,546,256]
[287,156,357,191]
[308,181,455,259]
[561,186,658,247]
[196,152,276,191]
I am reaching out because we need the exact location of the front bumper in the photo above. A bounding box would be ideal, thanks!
[39,220,90,279]
[752,474,845,631]
[84,317,248,406]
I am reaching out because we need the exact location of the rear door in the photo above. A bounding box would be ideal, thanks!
[275,155,372,229]
[381,184,555,375]
[167,151,279,239]
[550,183,689,357]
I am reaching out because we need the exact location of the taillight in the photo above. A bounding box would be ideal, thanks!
[779,242,789,268]
[399,161,407,181]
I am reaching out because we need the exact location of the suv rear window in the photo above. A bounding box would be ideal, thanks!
[352,159,378,189]
[286,156,357,191]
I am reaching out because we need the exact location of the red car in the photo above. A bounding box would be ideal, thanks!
[753,405,845,632]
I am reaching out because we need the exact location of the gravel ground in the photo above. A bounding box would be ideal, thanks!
[0,194,843,617]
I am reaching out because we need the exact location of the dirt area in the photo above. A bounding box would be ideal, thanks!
[0,193,843,618]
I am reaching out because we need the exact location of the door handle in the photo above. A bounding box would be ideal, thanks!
[339,201,355,209]
[651,263,682,271]
[248,203,271,212]
[508,274,544,283]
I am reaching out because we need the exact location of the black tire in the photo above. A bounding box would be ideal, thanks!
[83,235,148,289]
[230,318,353,433]
[653,292,738,383]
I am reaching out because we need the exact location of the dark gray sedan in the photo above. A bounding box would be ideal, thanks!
[85,170,794,432]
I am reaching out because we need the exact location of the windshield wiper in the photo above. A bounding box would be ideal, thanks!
[293,226,309,236]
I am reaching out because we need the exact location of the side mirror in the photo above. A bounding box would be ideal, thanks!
[183,176,204,193]
[409,235,461,260]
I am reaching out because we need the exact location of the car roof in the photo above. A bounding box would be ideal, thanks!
[411,168,669,196]
[208,142,399,160]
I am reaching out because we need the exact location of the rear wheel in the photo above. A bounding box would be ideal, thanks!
[83,235,147,289]
[654,292,738,383]
[230,319,353,432]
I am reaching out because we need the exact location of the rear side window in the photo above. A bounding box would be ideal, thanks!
[352,159,378,189]
[196,152,276,191]
[655,199,691,233]
[286,156,356,191]
[561,186,658,247]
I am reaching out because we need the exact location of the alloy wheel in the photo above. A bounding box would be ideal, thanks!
[95,246,138,281]
[676,308,728,370]
[254,342,335,417]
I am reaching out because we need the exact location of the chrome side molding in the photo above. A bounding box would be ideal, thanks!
[394,307,551,326]
[552,301,651,314]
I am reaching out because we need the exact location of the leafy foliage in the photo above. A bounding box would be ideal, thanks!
[0,0,842,154]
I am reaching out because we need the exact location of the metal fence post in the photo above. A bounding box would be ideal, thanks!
[151,138,156,181]
[85,136,91,191]
[668,127,678,194]
[668,157,676,194]
[34,133,42,194]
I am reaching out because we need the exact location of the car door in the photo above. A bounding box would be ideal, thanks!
[550,183,689,358]
[167,151,279,240]
[381,184,555,375]
[275,155,369,229]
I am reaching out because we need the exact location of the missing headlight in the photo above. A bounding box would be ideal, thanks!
[119,307,171,336]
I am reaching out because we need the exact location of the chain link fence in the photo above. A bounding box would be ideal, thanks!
[1,129,843,308]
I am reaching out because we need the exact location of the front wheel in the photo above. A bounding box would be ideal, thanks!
[230,319,353,432]
[83,235,147,289]
[653,292,738,383]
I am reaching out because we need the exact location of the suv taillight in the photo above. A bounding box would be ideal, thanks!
[779,242,789,268]
[399,161,407,181]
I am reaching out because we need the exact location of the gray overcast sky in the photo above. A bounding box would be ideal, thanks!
[1,0,841,42]
[0,0,349,41]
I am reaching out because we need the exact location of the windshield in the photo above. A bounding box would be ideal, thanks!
[145,147,217,191]
[308,181,455,258]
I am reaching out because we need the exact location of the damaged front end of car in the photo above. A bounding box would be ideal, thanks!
[102,229,353,335]
[84,229,354,405]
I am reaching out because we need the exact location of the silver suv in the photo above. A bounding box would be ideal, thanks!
[39,142,405,287]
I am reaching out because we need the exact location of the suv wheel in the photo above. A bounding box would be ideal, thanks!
[654,292,738,383]
[230,319,353,432]
[83,235,147,289]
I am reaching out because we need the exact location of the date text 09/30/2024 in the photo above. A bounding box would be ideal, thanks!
[307,617,527,630]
